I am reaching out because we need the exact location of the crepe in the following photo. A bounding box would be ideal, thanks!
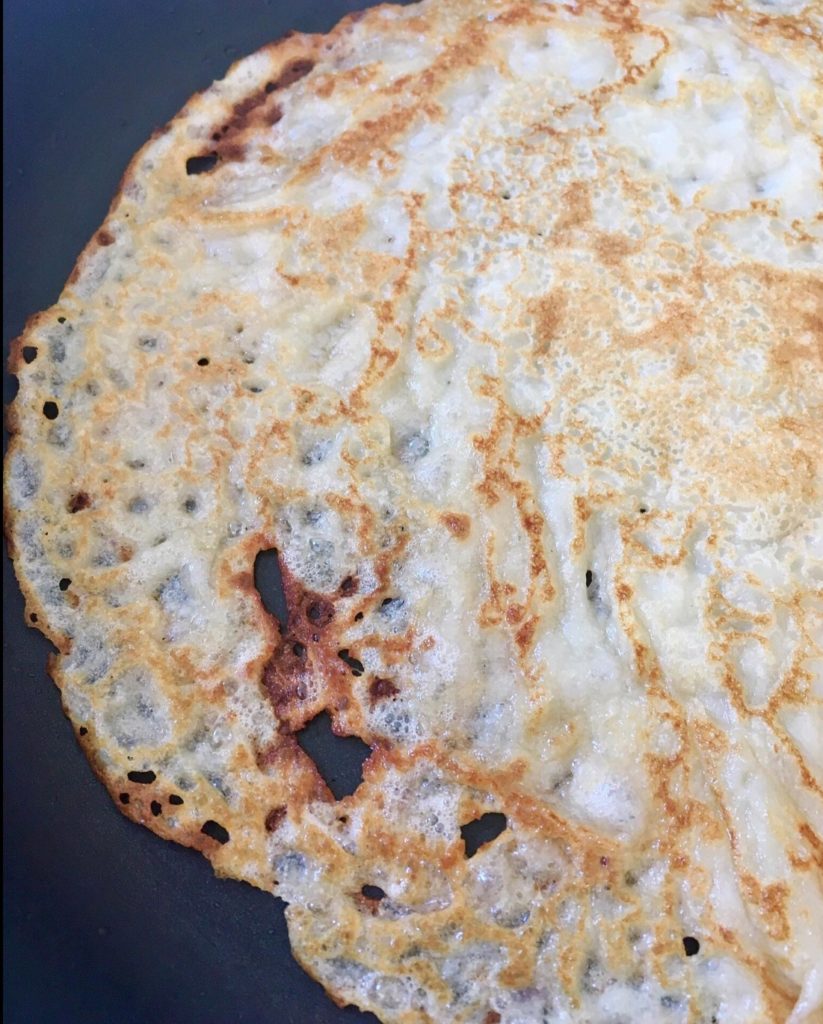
[6,0,823,1020]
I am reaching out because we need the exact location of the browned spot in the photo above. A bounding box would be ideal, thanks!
[232,91,268,122]
[369,677,399,706]
[215,140,247,163]
[741,874,790,941]
[440,511,471,539]
[306,599,334,627]
[353,891,382,915]
[553,181,593,240]
[616,583,633,601]
[258,734,332,805]
[593,231,634,265]
[506,604,524,625]
[267,58,315,92]
[262,642,312,728]
[96,229,115,247]
[339,575,359,596]
[530,288,566,355]
[206,60,312,164]
[264,806,287,832]
[798,824,823,871]
[67,491,91,513]
[619,301,698,352]
[292,18,497,183]
[483,1013,502,1024]
[515,616,538,654]
[259,560,353,732]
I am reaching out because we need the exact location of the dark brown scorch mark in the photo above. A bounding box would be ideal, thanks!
[369,677,399,706]
[264,806,287,832]
[68,491,91,513]
[259,556,359,733]
[266,58,315,92]
[198,58,315,169]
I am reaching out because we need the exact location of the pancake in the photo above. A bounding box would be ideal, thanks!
[6,0,823,1021]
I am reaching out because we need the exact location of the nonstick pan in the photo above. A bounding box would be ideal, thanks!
[3,3,398,1021]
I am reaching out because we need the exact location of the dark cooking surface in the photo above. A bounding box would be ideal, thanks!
[3,3,405,1022]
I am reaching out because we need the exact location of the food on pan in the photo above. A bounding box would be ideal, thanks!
[6,0,823,1020]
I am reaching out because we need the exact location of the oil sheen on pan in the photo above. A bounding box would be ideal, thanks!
[5,0,823,1022]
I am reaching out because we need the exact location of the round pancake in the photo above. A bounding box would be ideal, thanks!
[6,1,823,1021]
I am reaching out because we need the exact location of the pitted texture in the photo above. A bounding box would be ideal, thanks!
[6,0,823,1021]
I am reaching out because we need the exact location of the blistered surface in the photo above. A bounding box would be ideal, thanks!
[6,0,823,1021]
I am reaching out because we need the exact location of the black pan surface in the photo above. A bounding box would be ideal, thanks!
[3,3,402,1021]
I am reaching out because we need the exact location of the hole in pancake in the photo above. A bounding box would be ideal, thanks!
[337,649,364,676]
[182,497,197,513]
[253,548,288,626]
[200,819,230,844]
[295,710,370,800]
[59,578,71,592]
[361,884,386,901]
[57,316,66,324]
[197,357,209,366]
[639,506,648,514]
[340,575,358,596]
[119,793,130,804]
[22,346,37,363]
[150,800,162,817]
[379,597,405,616]
[127,770,156,784]
[460,812,508,858]
[292,642,306,657]
[79,727,88,736]
[168,794,184,806]
[185,153,218,175]
[29,613,38,623]
[394,430,429,464]
[43,401,59,420]
[354,612,364,622]
[683,936,700,956]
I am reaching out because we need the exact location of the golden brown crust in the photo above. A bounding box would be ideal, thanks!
[6,0,823,1021]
